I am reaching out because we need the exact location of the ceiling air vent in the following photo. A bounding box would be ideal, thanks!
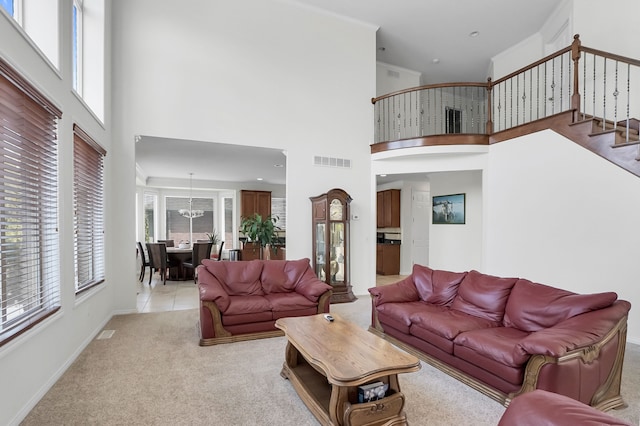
[313,155,351,169]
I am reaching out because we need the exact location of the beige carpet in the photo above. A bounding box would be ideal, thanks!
[22,297,639,425]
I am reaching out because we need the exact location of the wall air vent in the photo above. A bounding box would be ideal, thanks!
[313,155,351,169]
[387,70,400,78]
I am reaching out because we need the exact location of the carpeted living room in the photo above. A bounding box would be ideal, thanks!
[20,276,640,425]
[2,0,640,425]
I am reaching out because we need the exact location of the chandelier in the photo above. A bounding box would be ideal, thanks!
[179,173,204,219]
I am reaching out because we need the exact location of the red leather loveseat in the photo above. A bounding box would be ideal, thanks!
[198,258,332,346]
[368,264,631,410]
[499,390,632,426]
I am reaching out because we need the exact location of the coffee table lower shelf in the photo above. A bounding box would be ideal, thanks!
[280,351,408,426]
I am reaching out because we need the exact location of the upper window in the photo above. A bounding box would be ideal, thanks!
[71,0,105,121]
[0,0,21,24]
[0,58,61,346]
[72,0,83,95]
[73,124,106,293]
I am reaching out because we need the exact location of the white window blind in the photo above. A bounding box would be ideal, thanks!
[0,57,62,345]
[73,124,106,292]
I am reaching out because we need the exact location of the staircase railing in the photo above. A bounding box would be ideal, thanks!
[372,35,640,158]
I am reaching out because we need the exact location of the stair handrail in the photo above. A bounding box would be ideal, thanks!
[372,35,639,146]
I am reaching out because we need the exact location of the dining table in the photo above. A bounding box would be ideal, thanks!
[166,246,193,280]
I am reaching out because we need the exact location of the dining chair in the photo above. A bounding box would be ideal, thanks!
[137,241,150,282]
[216,241,224,261]
[146,242,176,285]
[157,239,175,247]
[183,242,213,283]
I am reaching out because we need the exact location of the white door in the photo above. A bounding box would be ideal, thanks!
[411,190,430,266]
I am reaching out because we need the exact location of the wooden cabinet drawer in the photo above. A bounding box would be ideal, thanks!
[343,391,405,425]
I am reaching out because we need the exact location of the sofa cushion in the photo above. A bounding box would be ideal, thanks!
[410,309,499,341]
[261,258,310,293]
[377,301,447,328]
[503,279,618,332]
[264,292,317,312]
[454,327,531,368]
[450,270,518,322]
[412,264,467,306]
[223,295,271,316]
[204,260,265,296]
[369,277,420,306]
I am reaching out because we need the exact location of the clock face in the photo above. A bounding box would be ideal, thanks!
[329,199,343,220]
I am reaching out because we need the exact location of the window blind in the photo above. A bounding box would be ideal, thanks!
[73,124,105,292]
[0,57,61,345]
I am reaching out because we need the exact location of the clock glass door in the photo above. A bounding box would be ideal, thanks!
[329,222,344,284]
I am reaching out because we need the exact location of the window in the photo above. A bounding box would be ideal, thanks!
[0,0,21,24]
[73,125,105,293]
[143,192,157,242]
[166,197,215,243]
[71,0,105,121]
[72,0,83,95]
[0,58,61,345]
[272,197,286,230]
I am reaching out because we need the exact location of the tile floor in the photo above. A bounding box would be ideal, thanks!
[136,270,407,313]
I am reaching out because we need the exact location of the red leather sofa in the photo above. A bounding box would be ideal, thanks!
[499,390,632,426]
[368,264,631,409]
[198,258,332,346]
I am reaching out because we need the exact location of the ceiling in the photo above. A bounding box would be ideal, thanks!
[293,0,563,83]
[136,137,287,186]
[136,1,563,187]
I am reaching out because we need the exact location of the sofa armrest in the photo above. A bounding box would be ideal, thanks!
[368,276,419,306]
[197,265,231,312]
[517,300,631,357]
[295,268,333,302]
[512,301,630,409]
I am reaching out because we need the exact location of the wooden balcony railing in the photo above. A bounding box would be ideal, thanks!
[372,35,640,161]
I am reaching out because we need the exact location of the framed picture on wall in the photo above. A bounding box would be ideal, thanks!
[432,193,465,224]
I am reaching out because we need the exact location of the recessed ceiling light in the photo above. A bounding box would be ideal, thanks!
[432,58,440,64]
[469,31,480,38]
[256,177,263,181]
[379,174,387,177]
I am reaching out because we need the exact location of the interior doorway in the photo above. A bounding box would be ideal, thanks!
[411,189,430,266]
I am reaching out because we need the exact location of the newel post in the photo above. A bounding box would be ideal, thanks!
[486,78,493,135]
[571,34,582,120]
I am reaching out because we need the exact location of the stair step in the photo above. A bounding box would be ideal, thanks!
[611,140,640,148]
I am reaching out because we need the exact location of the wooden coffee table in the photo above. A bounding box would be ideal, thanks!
[275,313,421,426]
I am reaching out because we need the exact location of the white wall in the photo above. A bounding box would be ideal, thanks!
[428,171,483,272]
[111,0,377,297]
[0,2,117,425]
[376,62,422,97]
[485,130,640,343]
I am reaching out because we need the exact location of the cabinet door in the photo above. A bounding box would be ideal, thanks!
[376,244,383,274]
[389,189,400,227]
[376,192,384,228]
[312,199,326,220]
[241,190,272,219]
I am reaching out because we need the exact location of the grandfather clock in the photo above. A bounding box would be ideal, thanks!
[310,188,356,303]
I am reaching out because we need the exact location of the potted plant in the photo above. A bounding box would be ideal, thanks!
[206,230,220,259]
[239,213,280,259]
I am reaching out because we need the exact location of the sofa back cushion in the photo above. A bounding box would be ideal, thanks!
[412,264,467,306]
[503,279,618,332]
[261,258,311,293]
[205,260,265,296]
[450,270,518,322]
